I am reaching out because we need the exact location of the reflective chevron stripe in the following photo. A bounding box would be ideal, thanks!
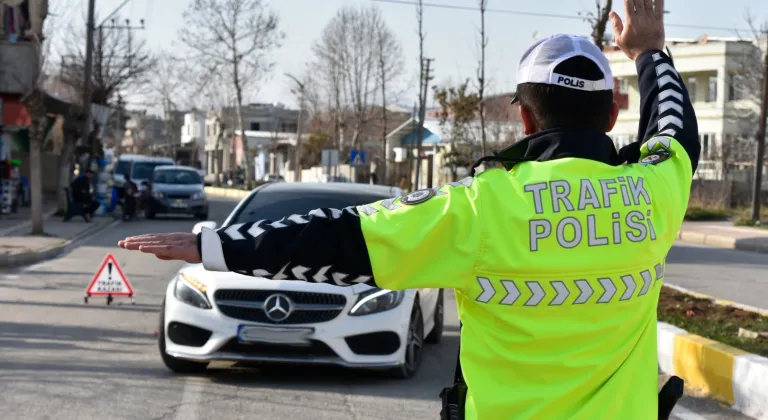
[524,281,546,306]
[573,280,593,304]
[499,280,520,305]
[476,277,496,303]
[473,264,664,307]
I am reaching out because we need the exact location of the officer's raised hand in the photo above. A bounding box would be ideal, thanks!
[119,233,201,263]
[610,0,665,60]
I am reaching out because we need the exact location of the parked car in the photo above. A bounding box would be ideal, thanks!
[146,166,209,220]
[129,156,175,192]
[158,182,443,379]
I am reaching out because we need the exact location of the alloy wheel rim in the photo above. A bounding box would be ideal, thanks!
[405,308,424,372]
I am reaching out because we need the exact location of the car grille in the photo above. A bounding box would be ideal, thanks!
[167,193,191,199]
[217,338,338,358]
[214,289,347,325]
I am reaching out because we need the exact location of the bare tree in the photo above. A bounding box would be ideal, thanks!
[580,0,613,49]
[149,49,187,156]
[374,13,405,184]
[433,80,480,181]
[18,0,55,234]
[313,6,382,155]
[180,0,283,187]
[54,14,154,212]
[59,17,155,106]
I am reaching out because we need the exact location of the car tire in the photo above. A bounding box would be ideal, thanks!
[389,298,424,380]
[158,299,209,374]
[146,209,155,219]
[425,289,444,344]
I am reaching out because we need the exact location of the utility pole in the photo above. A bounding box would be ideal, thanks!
[285,73,306,182]
[81,0,96,151]
[750,32,768,223]
[414,57,434,191]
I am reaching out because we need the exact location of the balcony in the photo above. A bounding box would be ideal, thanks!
[0,41,41,95]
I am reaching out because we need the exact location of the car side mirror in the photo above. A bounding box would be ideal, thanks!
[192,221,217,234]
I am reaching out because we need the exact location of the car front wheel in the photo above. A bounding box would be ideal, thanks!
[425,289,444,344]
[158,299,209,374]
[390,299,424,379]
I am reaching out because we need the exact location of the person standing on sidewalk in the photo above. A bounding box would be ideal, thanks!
[118,0,700,418]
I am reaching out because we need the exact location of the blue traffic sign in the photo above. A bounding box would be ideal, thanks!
[350,149,366,167]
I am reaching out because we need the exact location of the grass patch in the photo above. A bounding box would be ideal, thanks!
[684,206,732,221]
[658,287,768,357]
[734,218,768,229]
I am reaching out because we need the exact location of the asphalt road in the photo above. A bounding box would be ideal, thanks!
[0,197,755,419]
[666,243,768,311]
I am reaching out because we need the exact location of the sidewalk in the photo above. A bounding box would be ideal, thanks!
[0,213,115,268]
[0,198,59,236]
[677,221,768,254]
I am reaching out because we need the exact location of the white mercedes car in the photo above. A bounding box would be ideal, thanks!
[159,182,445,379]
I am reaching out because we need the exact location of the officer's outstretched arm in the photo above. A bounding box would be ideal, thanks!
[198,180,481,291]
[635,49,701,173]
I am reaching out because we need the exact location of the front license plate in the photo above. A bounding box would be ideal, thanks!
[237,325,314,345]
[171,200,188,208]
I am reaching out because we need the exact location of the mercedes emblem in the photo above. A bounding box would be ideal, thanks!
[263,293,293,322]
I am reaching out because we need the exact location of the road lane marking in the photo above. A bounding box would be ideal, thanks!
[173,377,203,420]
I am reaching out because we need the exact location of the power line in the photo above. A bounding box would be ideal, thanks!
[370,0,755,33]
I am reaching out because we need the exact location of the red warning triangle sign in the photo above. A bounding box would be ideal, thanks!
[85,254,134,297]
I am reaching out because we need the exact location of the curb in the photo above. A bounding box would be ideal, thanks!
[676,228,768,254]
[0,218,115,269]
[664,283,768,317]
[204,186,250,199]
[657,322,768,419]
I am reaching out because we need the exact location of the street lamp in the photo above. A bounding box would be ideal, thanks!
[284,73,306,182]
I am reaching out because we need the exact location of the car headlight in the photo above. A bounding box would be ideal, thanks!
[153,191,165,199]
[174,273,212,309]
[349,288,405,316]
[191,191,206,200]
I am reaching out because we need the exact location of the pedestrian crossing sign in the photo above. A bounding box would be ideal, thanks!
[350,149,366,167]
[85,254,134,300]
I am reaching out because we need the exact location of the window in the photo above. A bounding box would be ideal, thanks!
[250,122,261,131]
[618,79,629,94]
[707,76,717,102]
[729,75,746,101]
[233,189,392,225]
[206,125,210,136]
[699,134,717,160]
[686,77,697,102]
[152,169,202,185]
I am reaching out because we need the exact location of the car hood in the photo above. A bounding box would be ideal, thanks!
[179,263,377,296]
[152,183,204,194]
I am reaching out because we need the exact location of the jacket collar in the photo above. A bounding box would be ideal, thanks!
[493,128,624,170]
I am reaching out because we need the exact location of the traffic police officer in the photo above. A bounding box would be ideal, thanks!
[120,0,699,418]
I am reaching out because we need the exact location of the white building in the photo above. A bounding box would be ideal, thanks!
[604,36,764,181]
[180,110,207,172]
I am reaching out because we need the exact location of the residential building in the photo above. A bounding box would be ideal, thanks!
[121,110,165,153]
[0,0,80,212]
[604,36,764,181]
[181,109,206,171]
[386,93,525,189]
[203,102,303,181]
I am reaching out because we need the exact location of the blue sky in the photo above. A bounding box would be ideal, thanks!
[50,0,768,112]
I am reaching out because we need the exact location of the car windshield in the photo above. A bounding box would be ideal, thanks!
[233,189,390,225]
[115,160,131,176]
[131,162,172,180]
[153,169,202,185]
